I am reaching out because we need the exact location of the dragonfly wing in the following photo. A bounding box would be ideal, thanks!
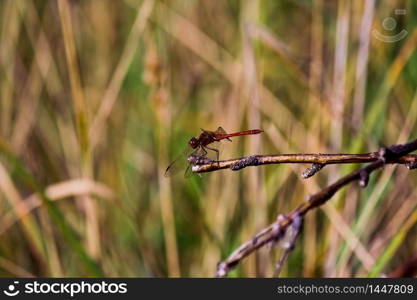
[164,156,183,177]
[184,164,193,178]
[215,126,228,134]
[164,147,193,177]
[193,146,207,157]
[216,126,232,141]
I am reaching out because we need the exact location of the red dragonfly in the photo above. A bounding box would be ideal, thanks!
[164,127,263,177]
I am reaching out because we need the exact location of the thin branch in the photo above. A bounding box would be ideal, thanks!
[190,152,417,175]
[215,140,417,277]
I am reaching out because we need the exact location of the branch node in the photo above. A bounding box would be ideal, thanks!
[302,163,325,179]
[266,216,287,250]
[406,161,417,170]
[282,213,303,249]
[292,213,303,232]
[273,213,303,277]
[272,218,285,241]
[378,146,398,164]
[359,170,369,187]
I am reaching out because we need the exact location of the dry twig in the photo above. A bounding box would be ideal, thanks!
[190,152,417,175]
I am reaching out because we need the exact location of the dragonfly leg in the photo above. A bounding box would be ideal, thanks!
[205,145,220,166]
[198,147,207,157]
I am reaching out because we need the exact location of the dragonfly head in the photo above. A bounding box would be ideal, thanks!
[188,137,199,149]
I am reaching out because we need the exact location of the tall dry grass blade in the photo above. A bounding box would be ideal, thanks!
[57,0,88,147]
[0,0,21,137]
[38,208,64,277]
[145,32,181,276]
[11,36,48,152]
[304,0,324,276]
[242,17,267,275]
[16,0,63,95]
[89,0,154,149]
[325,0,350,277]
[352,0,375,129]
[0,161,46,269]
[331,0,350,152]
[57,0,100,259]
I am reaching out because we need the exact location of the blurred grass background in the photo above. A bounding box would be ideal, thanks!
[0,0,417,277]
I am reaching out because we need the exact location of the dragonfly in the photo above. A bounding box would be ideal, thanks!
[164,127,263,177]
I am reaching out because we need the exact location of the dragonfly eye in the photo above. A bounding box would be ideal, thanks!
[189,137,198,149]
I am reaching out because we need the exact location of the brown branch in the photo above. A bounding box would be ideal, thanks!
[190,152,417,175]
[215,140,417,277]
